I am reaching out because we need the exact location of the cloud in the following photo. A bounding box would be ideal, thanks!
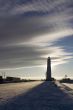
[0,0,73,16]
[0,0,73,45]
[0,43,72,69]
[0,0,73,69]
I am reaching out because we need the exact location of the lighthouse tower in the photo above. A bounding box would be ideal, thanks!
[46,57,51,81]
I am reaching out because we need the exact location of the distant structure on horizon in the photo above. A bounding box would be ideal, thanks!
[46,57,51,81]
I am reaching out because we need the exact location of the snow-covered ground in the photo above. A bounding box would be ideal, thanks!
[0,81,43,103]
[63,83,73,90]
[0,81,73,110]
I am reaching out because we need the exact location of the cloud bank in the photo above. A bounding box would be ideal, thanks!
[0,0,73,69]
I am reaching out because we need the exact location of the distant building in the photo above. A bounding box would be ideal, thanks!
[6,77,21,82]
[0,76,3,83]
[46,57,51,81]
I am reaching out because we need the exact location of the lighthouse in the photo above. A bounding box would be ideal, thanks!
[46,57,51,81]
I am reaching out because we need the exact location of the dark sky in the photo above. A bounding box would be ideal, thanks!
[0,0,73,79]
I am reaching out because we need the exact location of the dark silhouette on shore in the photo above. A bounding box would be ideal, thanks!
[0,76,40,84]
[60,78,73,83]
[0,76,3,83]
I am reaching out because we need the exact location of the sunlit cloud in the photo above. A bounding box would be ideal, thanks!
[31,28,73,43]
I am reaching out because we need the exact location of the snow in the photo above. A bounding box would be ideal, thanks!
[63,83,73,90]
[0,81,73,110]
[0,81,43,103]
